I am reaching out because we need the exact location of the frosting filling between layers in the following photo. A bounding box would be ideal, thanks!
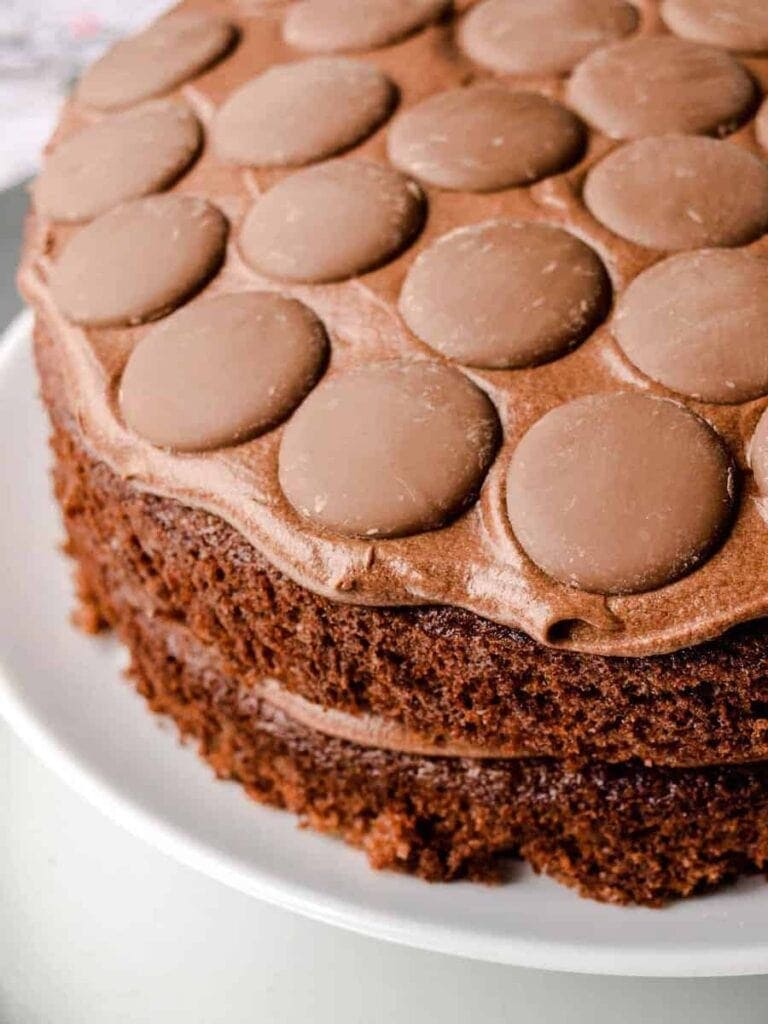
[19,0,768,657]
[253,677,768,765]
[254,677,527,758]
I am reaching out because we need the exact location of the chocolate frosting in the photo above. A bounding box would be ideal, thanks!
[19,0,768,658]
[255,677,526,758]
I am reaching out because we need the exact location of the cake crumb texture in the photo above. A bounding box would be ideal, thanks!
[34,321,768,770]
[33,321,768,905]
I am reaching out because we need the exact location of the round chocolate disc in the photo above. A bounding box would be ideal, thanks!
[212,57,395,168]
[240,159,424,283]
[614,250,768,404]
[757,98,768,153]
[584,136,768,251]
[506,393,734,594]
[662,0,768,53]
[35,101,201,223]
[279,361,500,538]
[283,0,449,53]
[120,292,328,452]
[387,85,585,192]
[458,0,639,76]
[567,37,754,139]
[749,408,768,494]
[400,220,610,369]
[76,12,236,111]
[49,195,228,327]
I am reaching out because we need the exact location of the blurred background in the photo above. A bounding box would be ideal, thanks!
[0,0,168,324]
[0,0,166,189]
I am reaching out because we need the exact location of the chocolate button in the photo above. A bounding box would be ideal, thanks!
[49,195,228,327]
[35,101,201,223]
[584,136,768,251]
[120,292,328,452]
[567,37,754,139]
[279,361,500,537]
[387,85,585,192]
[212,57,395,168]
[662,0,768,53]
[614,250,768,404]
[240,159,424,283]
[506,393,734,594]
[76,12,236,111]
[400,220,610,369]
[757,98,768,153]
[749,409,768,494]
[283,0,449,53]
[459,0,639,76]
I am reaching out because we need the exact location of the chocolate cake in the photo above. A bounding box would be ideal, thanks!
[18,0,768,906]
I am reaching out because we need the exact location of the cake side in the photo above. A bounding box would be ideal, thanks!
[35,318,768,768]
[39,349,768,904]
[122,604,768,906]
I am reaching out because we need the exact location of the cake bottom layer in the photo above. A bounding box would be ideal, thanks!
[74,567,768,907]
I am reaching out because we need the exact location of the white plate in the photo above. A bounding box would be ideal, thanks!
[2,310,768,978]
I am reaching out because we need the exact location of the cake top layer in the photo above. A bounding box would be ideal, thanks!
[18,0,768,656]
